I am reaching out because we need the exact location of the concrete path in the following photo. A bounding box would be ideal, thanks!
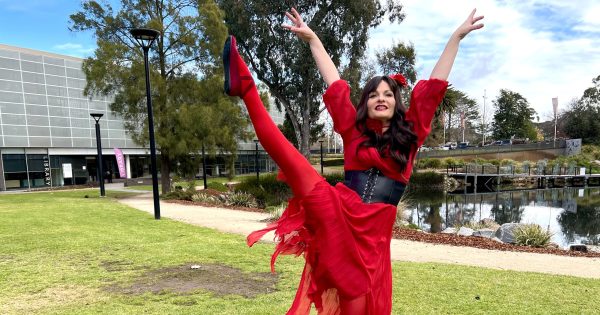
[116,189,600,280]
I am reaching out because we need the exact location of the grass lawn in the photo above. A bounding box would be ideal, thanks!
[1,190,600,314]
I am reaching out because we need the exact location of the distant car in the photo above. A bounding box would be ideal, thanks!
[445,142,457,150]
[458,142,469,149]
[418,146,432,152]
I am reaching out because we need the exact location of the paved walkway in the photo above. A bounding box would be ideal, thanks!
[114,186,600,279]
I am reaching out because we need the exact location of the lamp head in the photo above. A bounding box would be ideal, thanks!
[90,113,104,123]
[130,28,159,49]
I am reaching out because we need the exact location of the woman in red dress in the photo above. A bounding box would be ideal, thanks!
[224,8,484,314]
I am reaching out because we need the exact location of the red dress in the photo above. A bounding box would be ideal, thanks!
[248,78,448,314]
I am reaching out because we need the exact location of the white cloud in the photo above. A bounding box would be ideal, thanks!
[369,0,600,121]
[52,43,95,58]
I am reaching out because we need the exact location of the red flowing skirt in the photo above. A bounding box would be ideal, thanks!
[247,179,397,314]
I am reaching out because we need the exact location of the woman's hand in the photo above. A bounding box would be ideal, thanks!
[454,8,484,40]
[282,8,317,43]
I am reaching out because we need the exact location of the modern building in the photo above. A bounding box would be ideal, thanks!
[0,43,281,191]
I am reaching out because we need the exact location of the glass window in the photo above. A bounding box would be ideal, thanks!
[28,126,51,137]
[65,60,83,69]
[0,57,20,70]
[48,106,69,117]
[67,78,86,89]
[28,115,49,126]
[46,85,68,97]
[24,93,47,105]
[44,56,64,66]
[51,127,71,137]
[3,125,27,136]
[25,104,49,116]
[72,138,92,147]
[22,83,46,94]
[89,101,107,111]
[45,75,67,87]
[68,88,85,99]
[44,64,65,76]
[29,137,51,147]
[2,154,27,173]
[70,109,89,119]
[50,116,70,127]
[0,79,22,92]
[26,154,47,172]
[0,90,24,103]
[22,72,45,84]
[109,139,126,148]
[0,49,19,59]
[109,129,125,138]
[52,137,72,147]
[0,68,20,81]
[70,118,91,128]
[20,60,44,73]
[1,113,26,125]
[47,96,68,107]
[66,68,85,79]
[69,98,88,109]
[20,53,43,62]
[0,102,25,114]
[4,136,27,146]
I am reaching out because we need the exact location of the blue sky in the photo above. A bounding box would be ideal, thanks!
[1,0,599,122]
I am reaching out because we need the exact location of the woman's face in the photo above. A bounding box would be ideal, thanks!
[366,81,396,123]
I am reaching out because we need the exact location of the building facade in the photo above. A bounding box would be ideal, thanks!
[0,44,281,191]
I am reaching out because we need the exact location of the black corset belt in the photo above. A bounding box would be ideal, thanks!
[344,168,406,206]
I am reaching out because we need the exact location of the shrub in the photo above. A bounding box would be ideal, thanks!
[235,173,291,208]
[408,171,445,189]
[162,189,194,201]
[322,158,344,167]
[324,172,345,186]
[514,224,553,247]
[417,158,443,169]
[265,203,287,221]
[192,192,220,205]
[222,191,258,208]
[207,181,228,192]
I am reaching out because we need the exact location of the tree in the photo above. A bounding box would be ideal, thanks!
[376,41,417,85]
[217,0,405,157]
[424,87,478,147]
[70,0,249,193]
[491,89,537,140]
[563,75,600,144]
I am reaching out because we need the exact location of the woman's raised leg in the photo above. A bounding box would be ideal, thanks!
[223,36,321,197]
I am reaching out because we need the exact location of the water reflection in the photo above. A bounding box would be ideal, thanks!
[404,188,600,247]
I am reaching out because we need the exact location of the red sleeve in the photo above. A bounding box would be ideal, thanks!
[323,80,356,135]
[405,79,448,146]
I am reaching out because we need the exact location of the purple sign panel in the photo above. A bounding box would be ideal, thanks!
[114,148,127,178]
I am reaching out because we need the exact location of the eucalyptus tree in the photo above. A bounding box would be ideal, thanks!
[217,0,405,156]
[70,0,249,192]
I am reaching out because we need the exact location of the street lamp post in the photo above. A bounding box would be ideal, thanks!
[130,28,161,220]
[90,113,105,197]
[254,140,260,182]
[318,140,324,175]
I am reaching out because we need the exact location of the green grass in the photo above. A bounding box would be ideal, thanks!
[1,190,600,314]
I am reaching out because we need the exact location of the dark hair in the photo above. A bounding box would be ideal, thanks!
[355,76,417,172]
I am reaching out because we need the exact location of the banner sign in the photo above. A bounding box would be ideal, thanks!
[114,148,127,178]
[43,155,51,186]
[62,163,72,178]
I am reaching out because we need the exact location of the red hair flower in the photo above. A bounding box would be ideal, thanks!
[389,74,407,87]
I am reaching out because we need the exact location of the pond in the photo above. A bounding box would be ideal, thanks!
[403,187,600,247]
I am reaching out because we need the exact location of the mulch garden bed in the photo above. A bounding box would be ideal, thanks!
[164,189,266,213]
[393,227,600,258]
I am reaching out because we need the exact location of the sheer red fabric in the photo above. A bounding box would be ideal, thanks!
[247,79,448,314]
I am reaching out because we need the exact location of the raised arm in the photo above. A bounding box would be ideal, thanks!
[430,9,484,81]
[282,8,340,87]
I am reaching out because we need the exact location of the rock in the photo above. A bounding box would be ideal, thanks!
[441,227,457,234]
[569,244,588,253]
[494,223,527,244]
[457,227,474,236]
[473,228,495,238]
